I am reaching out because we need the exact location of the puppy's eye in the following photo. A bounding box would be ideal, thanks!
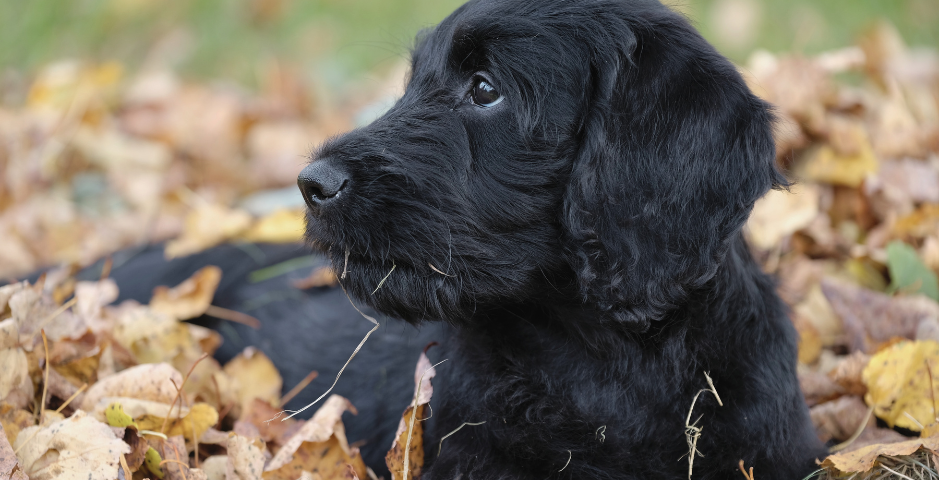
[471,78,503,107]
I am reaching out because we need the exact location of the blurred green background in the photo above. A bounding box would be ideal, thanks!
[2,0,937,90]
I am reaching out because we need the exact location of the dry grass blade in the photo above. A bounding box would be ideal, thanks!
[40,329,50,418]
[281,283,379,421]
[160,353,209,434]
[438,421,486,455]
[204,305,261,329]
[683,372,722,480]
[54,382,88,413]
[280,369,319,405]
[371,263,396,295]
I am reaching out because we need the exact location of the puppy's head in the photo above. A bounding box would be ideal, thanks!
[298,0,784,330]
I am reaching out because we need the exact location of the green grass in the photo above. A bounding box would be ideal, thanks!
[1,0,936,89]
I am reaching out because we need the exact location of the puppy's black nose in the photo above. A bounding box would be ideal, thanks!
[298,159,349,211]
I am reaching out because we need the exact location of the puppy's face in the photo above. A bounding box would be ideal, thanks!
[299,0,781,329]
[301,1,588,323]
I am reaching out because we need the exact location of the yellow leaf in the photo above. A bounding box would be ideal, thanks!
[239,208,306,243]
[223,347,283,410]
[862,340,939,430]
[105,402,138,429]
[821,436,939,473]
[135,403,218,440]
[149,266,222,321]
[165,204,253,259]
[799,123,879,187]
[747,184,820,250]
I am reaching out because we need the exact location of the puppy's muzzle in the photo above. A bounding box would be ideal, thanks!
[298,158,350,213]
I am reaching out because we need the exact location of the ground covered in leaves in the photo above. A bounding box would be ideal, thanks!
[2,21,939,480]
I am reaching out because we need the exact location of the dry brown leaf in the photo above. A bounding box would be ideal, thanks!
[799,368,846,407]
[158,435,192,480]
[386,352,437,480]
[0,321,17,351]
[122,429,149,472]
[13,410,131,480]
[238,208,305,244]
[223,347,282,411]
[165,204,253,259]
[73,279,119,333]
[0,349,33,409]
[794,284,843,347]
[809,395,874,443]
[80,362,183,411]
[226,433,266,480]
[747,184,820,250]
[828,351,871,396]
[150,266,222,321]
[241,398,299,445]
[0,421,26,480]
[821,435,939,473]
[863,340,939,430]
[9,283,84,344]
[263,394,366,480]
[0,405,34,448]
[822,278,939,352]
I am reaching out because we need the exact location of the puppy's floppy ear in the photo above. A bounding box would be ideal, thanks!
[562,11,786,331]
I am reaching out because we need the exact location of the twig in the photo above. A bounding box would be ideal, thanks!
[204,305,261,329]
[280,370,319,405]
[160,353,209,434]
[40,330,50,418]
[880,465,915,480]
[739,460,755,480]
[100,257,113,280]
[54,382,88,413]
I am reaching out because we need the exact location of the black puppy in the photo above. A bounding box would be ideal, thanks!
[296,0,825,478]
[76,0,823,478]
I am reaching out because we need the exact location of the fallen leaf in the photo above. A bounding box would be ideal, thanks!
[0,405,34,448]
[0,321,18,351]
[810,395,873,443]
[13,410,131,480]
[794,314,823,364]
[201,455,227,480]
[0,349,33,409]
[157,435,190,480]
[223,347,282,412]
[226,433,266,480]
[821,436,939,472]
[241,398,299,445]
[863,340,939,430]
[386,352,437,480]
[145,446,165,479]
[165,204,253,259]
[828,351,871,396]
[799,368,846,407]
[887,240,939,302]
[80,362,184,411]
[0,421,27,480]
[122,429,149,472]
[821,278,939,352]
[150,266,222,321]
[263,395,366,480]
[747,184,820,250]
[238,208,305,244]
[136,403,218,441]
[73,279,119,333]
[800,124,878,187]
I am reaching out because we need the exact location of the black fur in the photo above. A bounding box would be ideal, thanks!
[298,0,825,478]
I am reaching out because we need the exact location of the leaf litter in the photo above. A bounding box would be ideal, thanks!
[1,15,939,480]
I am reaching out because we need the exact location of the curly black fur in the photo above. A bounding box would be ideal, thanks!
[297,0,826,478]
